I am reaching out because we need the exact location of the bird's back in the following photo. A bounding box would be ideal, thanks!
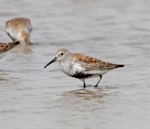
[72,53,124,71]
[5,17,32,34]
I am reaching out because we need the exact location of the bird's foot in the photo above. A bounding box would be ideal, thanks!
[94,84,98,87]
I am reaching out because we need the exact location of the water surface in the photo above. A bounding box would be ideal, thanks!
[0,0,150,129]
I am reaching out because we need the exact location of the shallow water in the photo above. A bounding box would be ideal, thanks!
[0,0,150,129]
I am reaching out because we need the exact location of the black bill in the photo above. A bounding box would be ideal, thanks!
[44,57,57,68]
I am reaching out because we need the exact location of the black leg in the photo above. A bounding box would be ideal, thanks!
[83,79,86,89]
[7,33,15,41]
[94,74,102,87]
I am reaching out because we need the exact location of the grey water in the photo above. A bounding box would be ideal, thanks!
[0,0,150,129]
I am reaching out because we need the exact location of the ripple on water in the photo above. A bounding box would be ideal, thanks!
[55,86,119,101]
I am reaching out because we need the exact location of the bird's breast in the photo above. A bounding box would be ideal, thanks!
[60,62,84,76]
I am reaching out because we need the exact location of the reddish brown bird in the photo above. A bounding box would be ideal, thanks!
[44,48,124,88]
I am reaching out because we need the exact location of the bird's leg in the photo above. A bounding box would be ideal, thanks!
[94,74,102,87]
[82,79,86,89]
[7,33,15,41]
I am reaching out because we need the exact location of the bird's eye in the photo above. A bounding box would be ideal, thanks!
[60,53,64,56]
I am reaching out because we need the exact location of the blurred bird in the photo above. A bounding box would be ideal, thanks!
[0,41,20,58]
[5,17,32,45]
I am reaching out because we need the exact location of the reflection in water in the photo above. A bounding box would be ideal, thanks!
[55,86,118,108]
[61,88,108,100]
[11,45,33,54]
[47,87,120,129]
[0,76,8,82]
[0,73,20,85]
[0,52,7,59]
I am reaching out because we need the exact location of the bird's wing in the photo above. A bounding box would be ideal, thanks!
[72,53,121,71]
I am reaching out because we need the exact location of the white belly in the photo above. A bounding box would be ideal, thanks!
[60,63,75,76]
[60,62,110,78]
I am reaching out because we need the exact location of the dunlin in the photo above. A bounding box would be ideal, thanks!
[44,49,124,88]
[0,41,20,54]
[5,17,32,45]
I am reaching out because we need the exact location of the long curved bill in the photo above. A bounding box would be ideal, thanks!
[44,57,57,68]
